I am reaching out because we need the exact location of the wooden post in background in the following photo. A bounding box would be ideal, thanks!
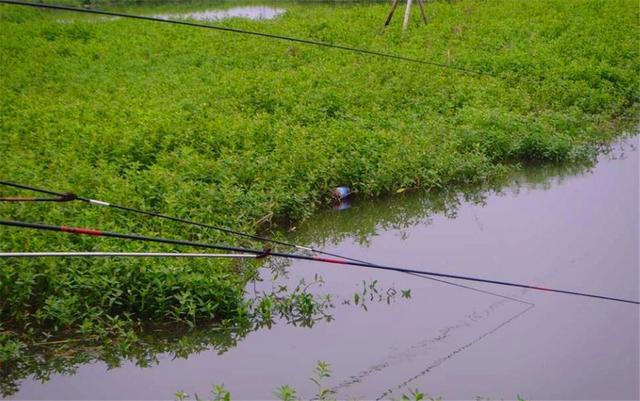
[384,0,400,27]
[384,0,428,31]
[402,0,413,31]
[416,0,428,25]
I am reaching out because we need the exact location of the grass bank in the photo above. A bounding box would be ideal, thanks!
[1,0,638,386]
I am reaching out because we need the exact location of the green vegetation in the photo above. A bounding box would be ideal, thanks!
[0,0,638,394]
[175,361,443,401]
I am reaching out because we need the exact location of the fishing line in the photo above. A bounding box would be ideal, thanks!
[1,218,637,305]
[375,302,536,400]
[0,181,532,305]
[331,300,535,397]
[0,0,492,77]
[405,272,533,306]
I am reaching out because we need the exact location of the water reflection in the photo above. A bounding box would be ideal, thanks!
[1,324,248,398]
[332,197,352,211]
[0,285,325,398]
[294,157,596,249]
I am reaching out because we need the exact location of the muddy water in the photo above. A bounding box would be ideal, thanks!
[9,135,639,400]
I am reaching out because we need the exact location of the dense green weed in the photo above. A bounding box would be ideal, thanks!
[0,0,638,391]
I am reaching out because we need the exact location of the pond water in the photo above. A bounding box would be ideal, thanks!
[153,6,286,22]
[6,134,639,400]
[55,3,287,24]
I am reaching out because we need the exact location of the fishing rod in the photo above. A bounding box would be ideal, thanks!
[0,252,259,258]
[0,193,76,202]
[0,181,532,305]
[0,0,492,77]
[0,180,336,255]
[1,219,638,305]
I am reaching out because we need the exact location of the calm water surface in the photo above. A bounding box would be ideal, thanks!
[56,3,286,24]
[8,135,639,400]
[153,6,286,22]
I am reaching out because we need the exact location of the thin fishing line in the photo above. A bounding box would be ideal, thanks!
[374,303,536,400]
[332,300,534,397]
[406,272,533,306]
[0,181,532,305]
[0,0,492,77]
[1,218,637,305]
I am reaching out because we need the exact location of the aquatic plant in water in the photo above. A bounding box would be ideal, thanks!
[175,361,527,400]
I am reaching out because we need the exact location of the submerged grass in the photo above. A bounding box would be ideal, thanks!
[0,0,638,390]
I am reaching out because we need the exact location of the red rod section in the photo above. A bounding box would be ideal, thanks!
[312,256,348,265]
[60,226,103,236]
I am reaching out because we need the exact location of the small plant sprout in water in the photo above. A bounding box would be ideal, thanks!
[212,385,231,401]
[345,280,409,311]
[310,361,332,400]
[176,361,526,401]
[174,385,232,401]
[275,385,297,401]
[247,274,334,329]
[401,389,428,401]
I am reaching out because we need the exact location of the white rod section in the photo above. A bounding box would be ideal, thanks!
[0,252,258,258]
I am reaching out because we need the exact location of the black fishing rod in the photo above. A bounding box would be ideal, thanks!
[0,0,491,77]
[1,219,637,305]
[0,180,341,256]
[0,181,532,305]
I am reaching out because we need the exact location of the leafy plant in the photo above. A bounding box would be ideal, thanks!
[310,360,332,400]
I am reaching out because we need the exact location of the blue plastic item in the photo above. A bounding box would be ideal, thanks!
[332,186,350,200]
